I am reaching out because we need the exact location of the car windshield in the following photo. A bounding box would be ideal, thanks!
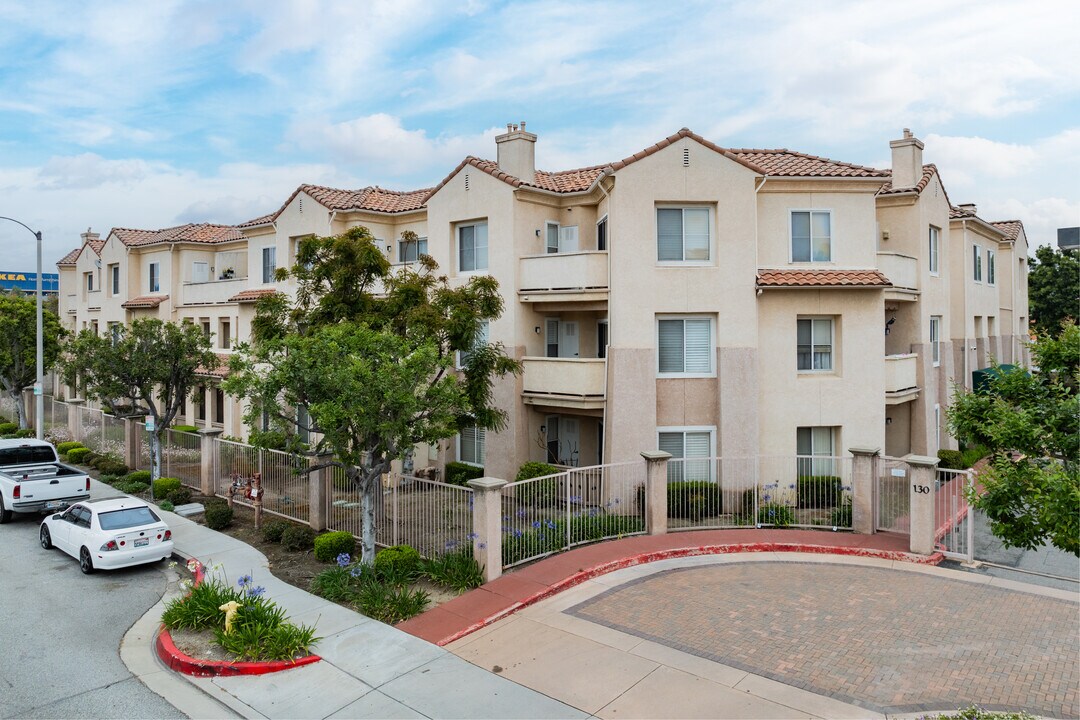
[97,506,160,531]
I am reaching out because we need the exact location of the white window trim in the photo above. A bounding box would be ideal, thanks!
[456,320,490,369]
[972,244,982,283]
[788,209,834,264]
[657,425,716,482]
[655,205,714,266]
[928,225,940,276]
[262,246,277,284]
[455,425,485,467]
[987,249,996,286]
[656,315,716,378]
[456,221,489,276]
[930,316,942,368]
[796,316,835,374]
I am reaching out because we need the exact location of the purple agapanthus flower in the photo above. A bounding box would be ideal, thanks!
[336,553,351,568]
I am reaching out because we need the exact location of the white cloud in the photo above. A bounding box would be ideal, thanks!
[924,135,1040,184]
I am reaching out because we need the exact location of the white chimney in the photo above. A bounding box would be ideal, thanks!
[495,121,537,181]
[80,228,100,245]
[889,128,924,190]
[958,203,978,216]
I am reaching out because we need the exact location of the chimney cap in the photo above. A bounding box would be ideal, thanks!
[958,203,978,215]
[903,128,912,139]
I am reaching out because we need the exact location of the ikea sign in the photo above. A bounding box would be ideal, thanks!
[0,271,59,294]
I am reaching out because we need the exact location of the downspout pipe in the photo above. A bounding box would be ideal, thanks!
[596,172,612,465]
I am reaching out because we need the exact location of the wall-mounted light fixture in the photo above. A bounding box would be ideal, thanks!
[534,326,541,334]
[535,229,540,236]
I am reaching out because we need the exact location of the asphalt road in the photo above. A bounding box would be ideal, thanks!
[0,496,185,719]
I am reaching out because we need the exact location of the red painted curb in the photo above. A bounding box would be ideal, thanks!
[155,624,322,677]
[433,542,944,646]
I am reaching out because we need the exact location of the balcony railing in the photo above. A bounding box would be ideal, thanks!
[520,251,608,296]
[877,252,919,290]
[180,276,248,305]
[522,357,606,405]
[885,353,918,396]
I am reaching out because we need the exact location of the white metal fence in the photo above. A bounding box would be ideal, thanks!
[935,468,975,561]
[162,429,202,488]
[500,462,648,569]
[216,439,311,525]
[874,456,911,534]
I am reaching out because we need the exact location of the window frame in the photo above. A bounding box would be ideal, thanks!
[655,205,713,264]
[456,221,489,275]
[85,272,94,292]
[796,317,835,373]
[972,244,982,283]
[796,426,838,477]
[928,225,940,275]
[930,315,942,367]
[457,320,490,369]
[148,262,160,293]
[789,209,833,263]
[596,214,608,251]
[397,235,428,264]
[262,246,277,284]
[456,424,486,467]
[987,248,996,285]
[657,426,716,482]
[656,315,715,378]
[109,264,120,296]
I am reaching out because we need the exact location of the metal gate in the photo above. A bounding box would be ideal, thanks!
[935,468,974,562]
[874,456,910,534]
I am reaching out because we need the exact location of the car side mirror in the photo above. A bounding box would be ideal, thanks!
[52,513,61,520]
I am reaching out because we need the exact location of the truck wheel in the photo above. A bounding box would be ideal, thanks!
[79,547,95,574]
[0,497,11,524]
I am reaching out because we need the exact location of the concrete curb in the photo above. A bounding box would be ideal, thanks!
[155,625,322,677]
[433,542,944,646]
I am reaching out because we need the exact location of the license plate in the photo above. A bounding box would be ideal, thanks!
[134,538,149,547]
[44,501,64,510]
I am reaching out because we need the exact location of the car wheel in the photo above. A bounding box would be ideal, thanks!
[0,497,11,524]
[40,525,52,550]
[79,547,94,574]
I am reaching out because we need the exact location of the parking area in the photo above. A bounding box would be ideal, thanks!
[449,554,1079,719]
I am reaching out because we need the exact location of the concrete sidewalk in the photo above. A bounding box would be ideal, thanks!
[126,510,583,720]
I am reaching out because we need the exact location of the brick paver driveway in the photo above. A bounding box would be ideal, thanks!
[569,562,1079,717]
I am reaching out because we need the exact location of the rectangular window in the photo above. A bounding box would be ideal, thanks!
[214,388,224,425]
[973,245,982,282]
[220,320,231,350]
[657,317,713,375]
[656,207,710,262]
[596,216,607,251]
[458,424,485,466]
[148,263,159,292]
[458,320,489,368]
[458,223,488,273]
[398,236,428,263]
[791,211,832,262]
[201,320,211,340]
[108,323,121,346]
[658,428,714,482]
[930,316,941,367]
[928,226,940,274]
[544,223,579,254]
[796,426,836,477]
[987,249,996,285]
[262,246,276,284]
[195,386,206,422]
[797,318,833,371]
[192,261,209,283]
[109,264,120,295]
[85,272,94,292]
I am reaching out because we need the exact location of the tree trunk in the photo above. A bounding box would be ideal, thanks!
[150,427,163,493]
[360,475,376,565]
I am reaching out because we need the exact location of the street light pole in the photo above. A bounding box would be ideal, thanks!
[0,217,45,439]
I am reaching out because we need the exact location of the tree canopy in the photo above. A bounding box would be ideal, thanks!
[947,322,1080,555]
[224,227,519,563]
[0,293,64,429]
[1027,244,1079,336]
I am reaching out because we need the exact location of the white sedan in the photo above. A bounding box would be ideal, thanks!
[39,497,174,574]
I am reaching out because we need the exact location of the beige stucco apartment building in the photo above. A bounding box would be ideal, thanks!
[57,126,1029,481]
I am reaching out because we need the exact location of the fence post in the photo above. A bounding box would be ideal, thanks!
[199,428,223,497]
[467,477,508,584]
[640,451,671,536]
[905,454,939,555]
[308,454,333,533]
[848,447,879,534]
[123,415,145,471]
[66,399,84,442]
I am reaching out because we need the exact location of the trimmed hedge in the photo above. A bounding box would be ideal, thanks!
[795,476,842,509]
[514,462,560,507]
[152,477,183,498]
[445,461,484,487]
[204,502,233,530]
[66,447,92,464]
[937,449,965,470]
[166,487,192,506]
[125,470,152,484]
[261,520,291,543]
[314,531,356,563]
[502,513,644,566]
[0,422,17,435]
[281,526,315,551]
[171,425,199,433]
[57,441,85,454]
[159,500,175,512]
[117,481,149,495]
[374,545,421,581]
[667,481,723,519]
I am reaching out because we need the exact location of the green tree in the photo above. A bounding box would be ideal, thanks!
[61,319,217,485]
[224,227,519,564]
[947,322,1080,555]
[0,294,64,429]
[1027,245,1079,336]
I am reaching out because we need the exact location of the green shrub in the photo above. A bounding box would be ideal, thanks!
[314,531,356,563]
[355,579,429,624]
[796,476,842,509]
[374,545,421,583]
[125,470,152,484]
[281,526,315,551]
[152,477,183,498]
[937,449,966,470]
[117,481,149,495]
[758,502,795,527]
[204,503,234,530]
[99,473,122,486]
[513,462,561,506]
[830,501,852,527]
[667,481,723,519]
[309,566,358,602]
[14,428,34,438]
[515,461,558,481]
[159,500,175,512]
[444,461,484,486]
[83,451,102,466]
[56,441,84,454]
[0,422,18,435]
[166,487,192,506]
[421,547,484,592]
[502,512,645,566]
[261,520,291,543]
[66,447,91,464]
[171,424,199,433]
[96,458,130,476]
[961,445,989,469]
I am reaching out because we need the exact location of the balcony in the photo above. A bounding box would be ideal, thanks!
[522,357,606,410]
[180,277,249,305]
[519,252,608,305]
[885,353,919,404]
[87,289,101,311]
[877,252,919,299]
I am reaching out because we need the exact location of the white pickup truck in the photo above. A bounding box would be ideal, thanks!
[0,439,91,523]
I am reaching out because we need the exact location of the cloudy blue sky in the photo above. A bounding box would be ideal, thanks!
[0,0,1077,270]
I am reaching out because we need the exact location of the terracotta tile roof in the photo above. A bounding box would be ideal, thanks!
[196,353,230,379]
[532,165,608,193]
[727,149,890,178]
[113,223,243,248]
[949,205,979,219]
[121,295,168,309]
[990,220,1024,241]
[877,164,939,195]
[238,213,274,228]
[756,269,892,288]
[228,288,279,303]
[87,239,106,255]
[56,248,81,266]
[607,128,769,175]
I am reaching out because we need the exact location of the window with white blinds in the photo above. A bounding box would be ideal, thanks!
[659,428,714,482]
[796,426,837,477]
[658,317,713,375]
[458,424,486,466]
[791,211,832,262]
[458,223,488,272]
[797,317,833,371]
[656,207,710,262]
[930,316,941,366]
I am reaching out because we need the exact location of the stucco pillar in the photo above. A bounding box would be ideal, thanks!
[905,454,939,555]
[123,415,145,470]
[66,398,85,442]
[848,447,879,535]
[467,477,508,583]
[199,428,223,497]
[308,454,334,533]
[640,451,671,536]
